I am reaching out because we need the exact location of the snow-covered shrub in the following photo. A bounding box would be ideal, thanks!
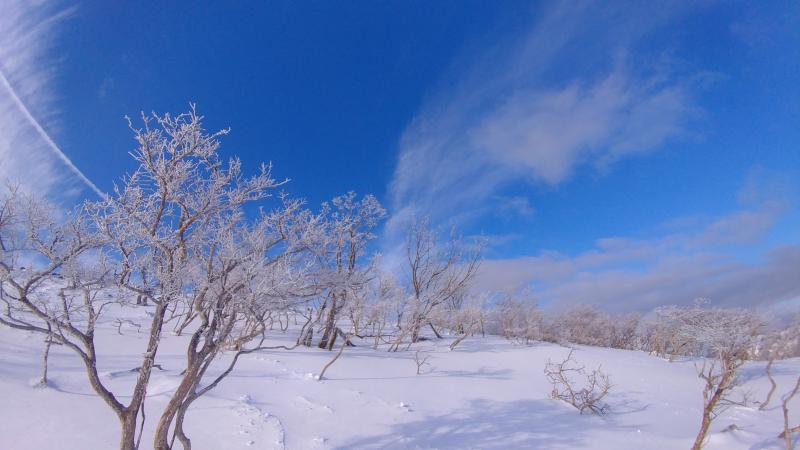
[412,348,432,374]
[609,313,641,350]
[638,316,680,358]
[550,304,615,347]
[655,303,762,360]
[754,315,800,361]
[494,297,544,344]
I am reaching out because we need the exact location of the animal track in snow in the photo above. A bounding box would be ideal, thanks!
[234,395,285,449]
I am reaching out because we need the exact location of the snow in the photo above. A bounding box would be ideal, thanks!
[0,304,797,450]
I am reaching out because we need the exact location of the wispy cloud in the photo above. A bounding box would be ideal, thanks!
[378,2,798,311]
[470,69,696,185]
[386,2,704,236]
[493,195,535,219]
[383,0,800,311]
[0,0,103,202]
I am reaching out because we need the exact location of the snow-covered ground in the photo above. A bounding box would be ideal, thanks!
[0,304,797,450]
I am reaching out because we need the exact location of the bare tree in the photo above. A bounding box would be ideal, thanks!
[412,348,432,374]
[389,218,481,350]
[544,349,612,415]
[639,317,676,358]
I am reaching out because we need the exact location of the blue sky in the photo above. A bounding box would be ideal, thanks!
[1,1,798,311]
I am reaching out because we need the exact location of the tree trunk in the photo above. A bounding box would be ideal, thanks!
[691,407,713,450]
[692,368,732,450]
[326,328,338,350]
[429,322,442,339]
[297,314,314,347]
[154,380,191,449]
[153,357,202,449]
[302,328,314,347]
[410,324,420,343]
[318,295,338,350]
[318,331,350,380]
[173,402,192,450]
[40,334,52,385]
[450,333,468,351]
[760,358,776,411]
[119,410,139,450]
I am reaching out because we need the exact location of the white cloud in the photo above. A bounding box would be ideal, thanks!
[0,0,102,202]
[472,70,694,185]
[385,2,703,237]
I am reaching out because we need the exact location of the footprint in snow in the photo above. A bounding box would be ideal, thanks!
[235,395,286,450]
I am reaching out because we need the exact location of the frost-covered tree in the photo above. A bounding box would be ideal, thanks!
[98,109,332,450]
[0,187,138,444]
[389,219,481,350]
[445,301,487,350]
[88,108,298,450]
[494,295,545,345]
[609,313,641,350]
[152,198,321,450]
[550,304,629,348]
[313,192,386,350]
[362,272,404,349]
[656,303,763,450]
[1,107,328,450]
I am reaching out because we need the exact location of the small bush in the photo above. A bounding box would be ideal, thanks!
[544,349,612,415]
